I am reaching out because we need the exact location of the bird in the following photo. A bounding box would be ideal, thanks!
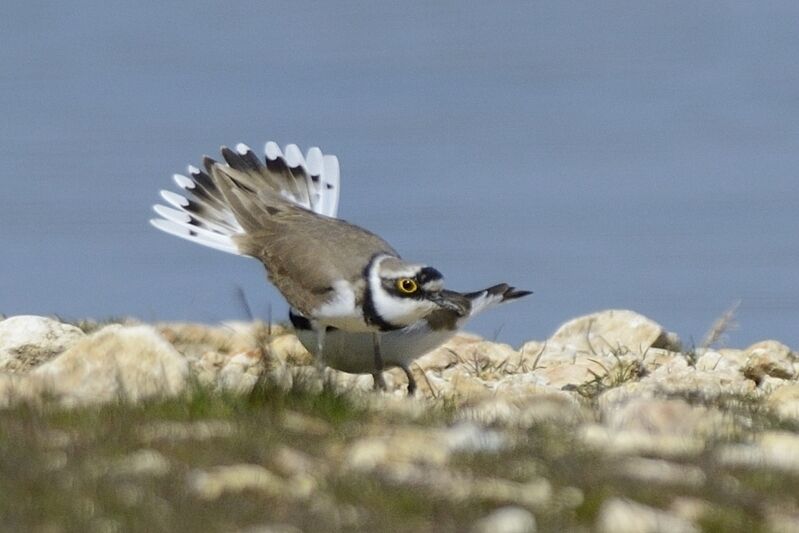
[151,141,531,393]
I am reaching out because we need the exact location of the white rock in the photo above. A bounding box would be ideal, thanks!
[0,315,84,372]
[547,310,680,361]
[442,422,507,453]
[188,464,285,500]
[459,390,584,428]
[103,449,171,477]
[191,350,228,386]
[580,424,705,458]
[457,341,521,373]
[239,524,302,533]
[597,498,699,533]
[137,420,235,443]
[745,339,795,360]
[599,363,757,407]
[695,349,747,373]
[768,384,799,422]
[601,397,728,438]
[346,429,452,471]
[217,350,265,394]
[33,325,189,406]
[0,372,47,408]
[535,362,603,389]
[267,334,312,365]
[471,506,537,533]
[617,457,705,488]
[766,510,799,533]
[518,340,546,370]
[717,431,799,473]
[743,340,796,382]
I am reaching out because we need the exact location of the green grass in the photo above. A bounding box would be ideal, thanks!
[1,377,798,532]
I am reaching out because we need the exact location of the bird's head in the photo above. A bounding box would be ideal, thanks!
[365,255,470,330]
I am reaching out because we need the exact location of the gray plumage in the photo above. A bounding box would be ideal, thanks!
[205,152,398,316]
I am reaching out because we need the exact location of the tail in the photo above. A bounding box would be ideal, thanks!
[150,142,341,255]
[464,283,532,317]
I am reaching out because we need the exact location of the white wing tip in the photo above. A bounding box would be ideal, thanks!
[150,217,241,255]
[235,143,251,155]
[153,203,190,223]
[323,154,340,176]
[265,141,282,159]
[160,190,189,207]
[172,174,195,189]
[284,143,303,167]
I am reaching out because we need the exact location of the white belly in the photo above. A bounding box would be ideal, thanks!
[295,321,458,373]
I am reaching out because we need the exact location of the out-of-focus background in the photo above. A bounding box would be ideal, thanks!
[1,2,797,348]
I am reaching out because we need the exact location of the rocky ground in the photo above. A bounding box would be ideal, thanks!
[1,310,798,532]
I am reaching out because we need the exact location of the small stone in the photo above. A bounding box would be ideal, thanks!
[217,350,265,394]
[765,508,799,533]
[743,340,796,383]
[695,349,747,373]
[268,334,312,365]
[492,372,552,395]
[472,477,552,508]
[471,506,537,533]
[345,429,450,471]
[238,524,302,533]
[669,497,711,524]
[415,345,458,372]
[33,325,189,406]
[445,367,492,399]
[272,446,319,478]
[456,341,521,376]
[157,321,262,359]
[717,431,799,473]
[137,420,236,443]
[767,384,799,422]
[191,350,228,386]
[345,423,505,473]
[535,362,603,389]
[107,449,171,477]
[617,457,705,488]
[188,464,286,500]
[442,422,507,453]
[600,364,757,406]
[601,397,728,438]
[0,316,84,372]
[459,390,583,428]
[0,373,47,408]
[580,424,705,458]
[517,340,546,370]
[597,498,700,533]
[746,339,794,361]
[548,310,681,360]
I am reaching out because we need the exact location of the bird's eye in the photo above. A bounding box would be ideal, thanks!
[396,278,418,294]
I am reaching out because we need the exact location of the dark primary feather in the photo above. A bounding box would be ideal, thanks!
[464,283,532,302]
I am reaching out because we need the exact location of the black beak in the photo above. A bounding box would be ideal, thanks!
[428,290,470,317]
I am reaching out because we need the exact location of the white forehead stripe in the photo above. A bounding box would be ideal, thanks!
[422,279,444,291]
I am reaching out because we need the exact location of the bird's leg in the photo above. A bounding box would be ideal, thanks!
[399,364,417,396]
[372,333,387,391]
[312,322,328,385]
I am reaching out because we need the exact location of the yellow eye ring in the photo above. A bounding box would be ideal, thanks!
[396,278,418,294]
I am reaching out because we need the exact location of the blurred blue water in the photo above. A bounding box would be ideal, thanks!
[1,2,797,348]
